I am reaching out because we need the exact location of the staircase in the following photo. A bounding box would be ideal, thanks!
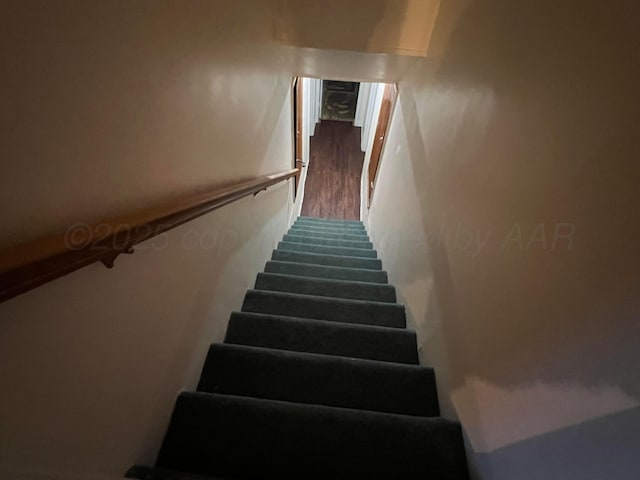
[128,216,469,480]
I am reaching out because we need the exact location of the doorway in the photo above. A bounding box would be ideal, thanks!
[321,81,359,122]
[293,77,396,221]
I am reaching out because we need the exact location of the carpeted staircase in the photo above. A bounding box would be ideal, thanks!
[126,216,469,480]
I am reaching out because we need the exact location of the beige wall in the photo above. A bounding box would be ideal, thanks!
[9,0,638,478]
[0,1,299,248]
[0,1,297,477]
[0,0,422,249]
[0,1,429,475]
[275,0,440,56]
[368,0,640,478]
[0,189,291,476]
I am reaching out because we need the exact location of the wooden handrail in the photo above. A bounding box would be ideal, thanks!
[0,168,299,303]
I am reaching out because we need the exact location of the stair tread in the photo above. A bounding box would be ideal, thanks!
[225,311,418,364]
[255,272,396,302]
[294,218,364,226]
[296,218,364,227]
[283,233,373,249]
[298,216,363,225]
[242,289,406,328]
[264,260,388,283]
[156,392,468,480]
[278,241,378,258]
[286,231,370,243]
[292,224,366,233]
[289,223,369,233]
[198,343,438,416]
[272,249,382,270]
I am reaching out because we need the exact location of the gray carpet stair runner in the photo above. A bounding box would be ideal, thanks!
[126,216,469,480]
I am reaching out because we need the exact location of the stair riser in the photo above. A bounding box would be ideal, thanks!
[293,223,366,234]
[157,393,469,479]
[225,312,419,364]
[295,220,365,230]
[242,290,406,328]
[272,250,382,270]
[288,228,369,240]
[283,234,373,249]
[265,261,388,283]
[289,227,369,237]
[278,241,377,259]
[198,344,438,416]
[255,273,396,303]
[286,228,370,241]
[298,216,363,226]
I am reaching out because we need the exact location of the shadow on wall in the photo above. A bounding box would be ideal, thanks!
[0,189,291,475]
[473,406,640,479]
[131,193,291,465]
[393,0,640,476]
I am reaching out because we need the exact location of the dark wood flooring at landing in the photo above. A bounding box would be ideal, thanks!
[301,120,364,220]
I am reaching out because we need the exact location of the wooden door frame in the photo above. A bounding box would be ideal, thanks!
[292,77,304,198]
[367,83,398,207]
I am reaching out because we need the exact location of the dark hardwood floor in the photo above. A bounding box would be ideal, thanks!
[301,120,364,220]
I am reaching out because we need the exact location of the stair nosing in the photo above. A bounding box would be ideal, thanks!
[272,249,381,262]
[227,310,412,335]
[284,234,373,247]
[245,288,404,310]
[279,240,377,256]
[296,218,364,225]
[264,261,388,283]
[292,227,366,233]
[291,224,368,232]
[287,231,370,240]
[291,224,366,232]
[266,260,386,274]
[178,391,457,425]
[256,271,394,291]
[271,250,382,270]
[297,216,363,224]
[212,342,428,371]
[225,311,418,364]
